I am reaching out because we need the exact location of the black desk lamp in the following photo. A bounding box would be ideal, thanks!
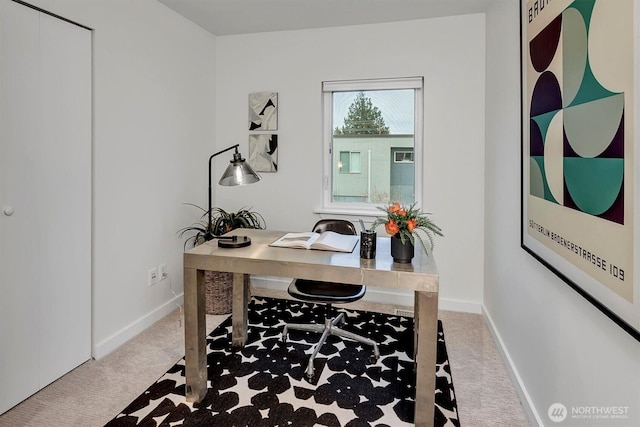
[206,144,261,248]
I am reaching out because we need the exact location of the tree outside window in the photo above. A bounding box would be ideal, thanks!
[334,92,390,135]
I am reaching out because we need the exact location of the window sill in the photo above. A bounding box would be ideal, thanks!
[313,207,381,218]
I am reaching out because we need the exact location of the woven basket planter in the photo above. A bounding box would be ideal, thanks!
[204,270,233,315]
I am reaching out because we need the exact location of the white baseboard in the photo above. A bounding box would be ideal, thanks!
[250,276,482,314]
[439,297,482,314]
[93,294,184,360]
[482,306,542,426]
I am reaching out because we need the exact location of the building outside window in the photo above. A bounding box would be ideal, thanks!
[322,77,423,213]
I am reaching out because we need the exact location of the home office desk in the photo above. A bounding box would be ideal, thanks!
[183,229,439,427]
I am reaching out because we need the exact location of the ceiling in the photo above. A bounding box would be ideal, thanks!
[157,0,497,36]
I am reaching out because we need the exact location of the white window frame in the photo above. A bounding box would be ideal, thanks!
[320,77,424,216]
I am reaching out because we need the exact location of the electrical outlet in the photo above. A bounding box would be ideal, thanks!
[149,267,158,286]
[159,263,167,280]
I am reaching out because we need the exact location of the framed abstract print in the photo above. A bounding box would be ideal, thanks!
[249,92,278,131]
[248,134,278,173]
[521,0,640,341]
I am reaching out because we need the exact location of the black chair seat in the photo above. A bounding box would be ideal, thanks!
[282,219,379,379]
[288,279,365,304]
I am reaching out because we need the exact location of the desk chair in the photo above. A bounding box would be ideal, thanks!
[282,219,380,379]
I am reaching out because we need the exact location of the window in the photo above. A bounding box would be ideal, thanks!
[322,77,423,214]
[339,151,361,173]
[394,151,414,163]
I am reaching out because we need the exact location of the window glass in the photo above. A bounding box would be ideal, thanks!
[394,151,414,163]
[322,78,423,212]
[350,152,361,173]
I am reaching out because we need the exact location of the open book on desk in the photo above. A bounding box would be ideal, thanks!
[269,231,359,253]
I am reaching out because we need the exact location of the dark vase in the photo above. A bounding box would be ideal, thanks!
[391,234,414,263]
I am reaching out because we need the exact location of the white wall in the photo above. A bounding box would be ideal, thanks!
[27,0,216,358]
[484,2,640,426]
[214,15,486,312]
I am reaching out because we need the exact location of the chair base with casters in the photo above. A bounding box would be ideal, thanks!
[282,278,380,379]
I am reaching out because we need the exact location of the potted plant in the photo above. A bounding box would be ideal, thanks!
[371,202,443,263]
[179,204,266,314]
[179,204,265,248]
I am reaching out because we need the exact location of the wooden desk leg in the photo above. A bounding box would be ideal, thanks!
[184,267,207,403]
[232,272,250,347]
[414,290,438,427]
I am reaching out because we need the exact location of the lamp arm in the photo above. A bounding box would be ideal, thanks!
[207,144,240,240]
[209,144,239,161]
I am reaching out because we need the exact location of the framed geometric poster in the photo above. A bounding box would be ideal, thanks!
[520,0,640,341]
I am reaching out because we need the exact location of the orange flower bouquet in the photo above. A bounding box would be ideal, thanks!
[371,202,443,255]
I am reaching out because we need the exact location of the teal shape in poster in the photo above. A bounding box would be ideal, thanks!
[531,110,560,143]
[530,156,558,204]
[564,158,623,215]
[564,1,617,107]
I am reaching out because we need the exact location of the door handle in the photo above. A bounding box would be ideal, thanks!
[3,207,14,216]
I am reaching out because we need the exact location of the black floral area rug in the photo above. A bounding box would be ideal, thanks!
[105,296,460,426]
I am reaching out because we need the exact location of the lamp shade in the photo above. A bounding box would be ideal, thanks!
[218,151,261,186]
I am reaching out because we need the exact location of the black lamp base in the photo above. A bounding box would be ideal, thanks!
[217,235,252,248]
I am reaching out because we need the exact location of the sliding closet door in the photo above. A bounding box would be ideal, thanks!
[0,0,91,413]
[0,0,42,411]
[37,9,92,387]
